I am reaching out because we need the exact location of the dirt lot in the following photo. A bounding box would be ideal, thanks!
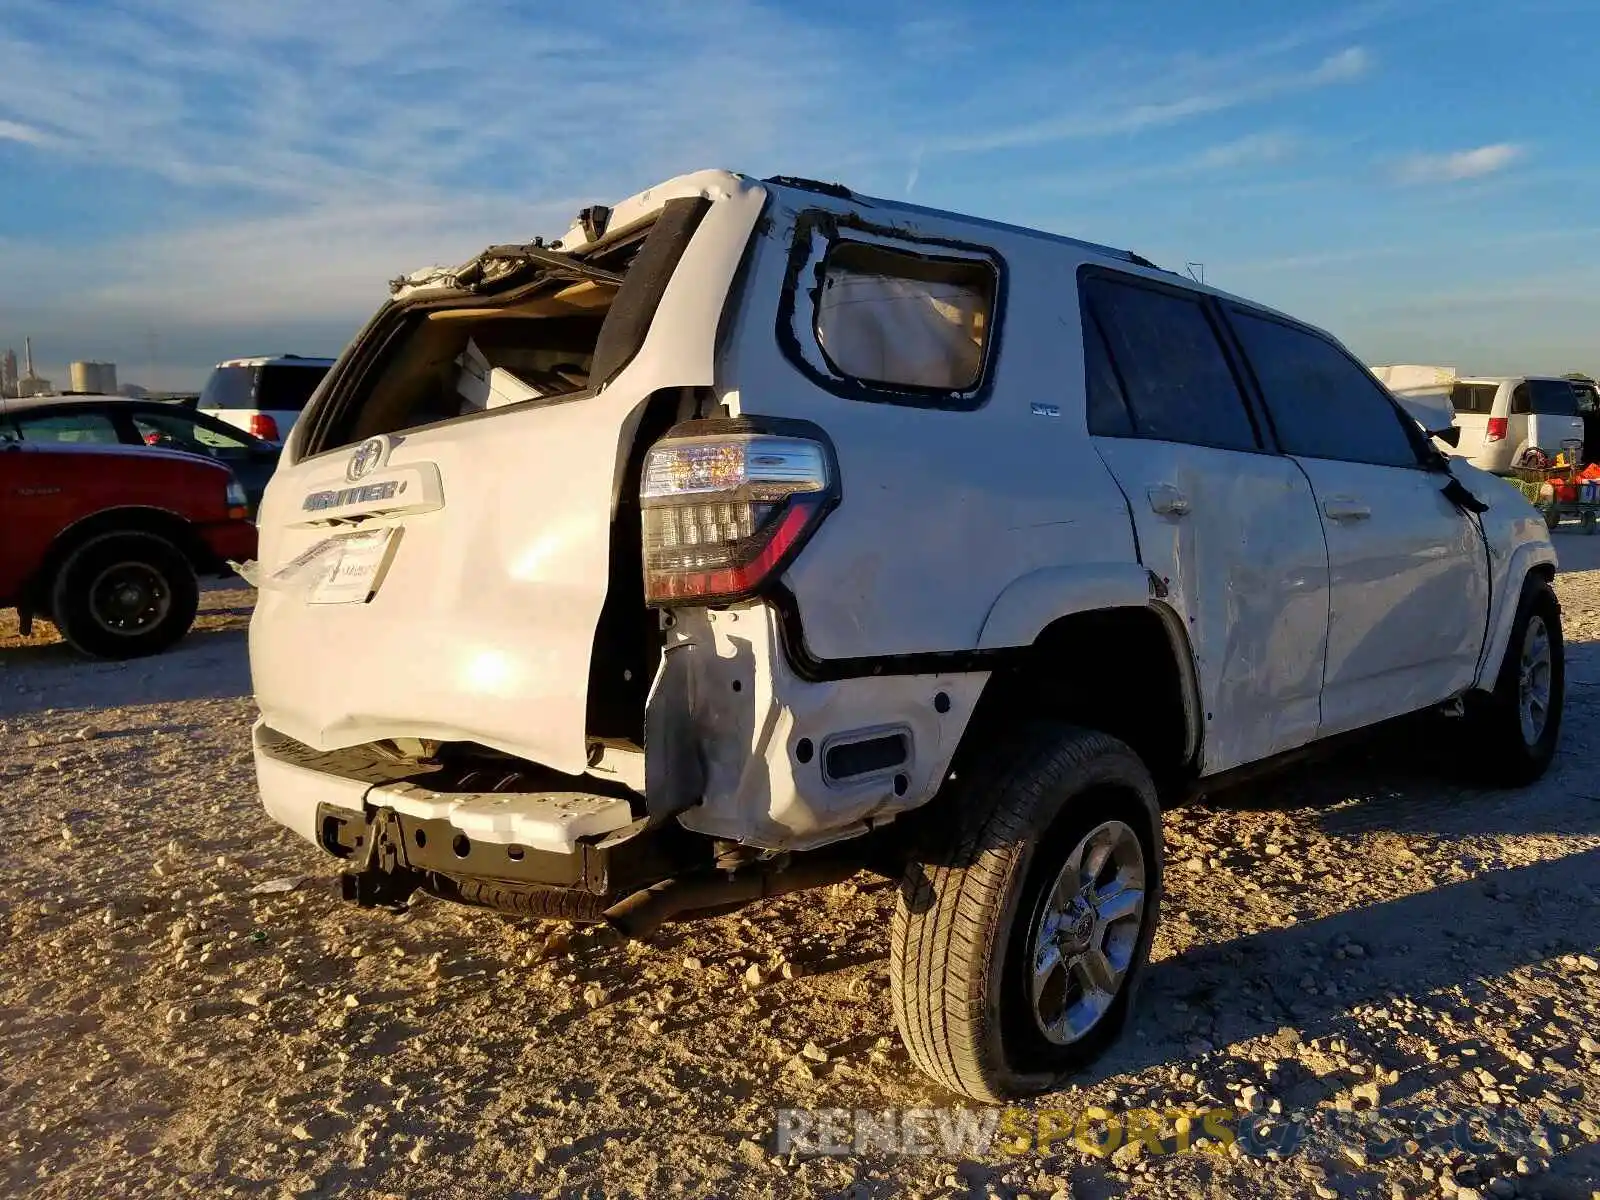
[3,538,1599,1200]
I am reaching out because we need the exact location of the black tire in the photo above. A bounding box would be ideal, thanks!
[50,532,200,660]
[1466,575,1564,786]
[890,723,1162,1102]
[446,876,607,923]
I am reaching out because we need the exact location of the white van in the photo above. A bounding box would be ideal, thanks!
[197,355,335,445]
[1447,375,1586,472]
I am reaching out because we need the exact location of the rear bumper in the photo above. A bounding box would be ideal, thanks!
[196,518,258,572]
[251,721,703,896]
[252,603,991,857]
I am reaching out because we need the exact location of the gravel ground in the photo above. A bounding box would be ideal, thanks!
[2,539,1599,1200]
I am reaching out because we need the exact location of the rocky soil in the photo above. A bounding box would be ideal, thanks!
[3,539,1599,1200]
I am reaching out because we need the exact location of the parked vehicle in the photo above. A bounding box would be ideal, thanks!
[1,441,256,658]
[0,396,281,514]
[1445,375,1587,472]
[198,355,335,445]
[248,170,1562,1101]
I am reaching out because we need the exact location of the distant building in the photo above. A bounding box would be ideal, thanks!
[118,382,149,398]
[17,337,50,397]
[1,348,16,398]
[69,361,118,394]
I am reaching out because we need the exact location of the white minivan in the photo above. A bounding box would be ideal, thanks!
[197,355,335,446]
[1448,375,1587,472]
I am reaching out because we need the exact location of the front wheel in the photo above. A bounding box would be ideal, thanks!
[1467,576,1563,785]
[889,724,1162,1101]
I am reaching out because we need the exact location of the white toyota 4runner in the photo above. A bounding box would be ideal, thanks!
[249,170,1563,1101]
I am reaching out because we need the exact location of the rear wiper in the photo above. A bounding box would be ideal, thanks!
[455,242,625,293]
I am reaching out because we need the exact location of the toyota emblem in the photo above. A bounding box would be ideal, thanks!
[346,437,386,482]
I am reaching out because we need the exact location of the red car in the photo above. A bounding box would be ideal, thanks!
[1,440,258,658]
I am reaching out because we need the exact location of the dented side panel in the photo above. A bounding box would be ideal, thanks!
[650,605,987,850]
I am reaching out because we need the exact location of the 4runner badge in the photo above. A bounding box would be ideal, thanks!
[346,437,387,482]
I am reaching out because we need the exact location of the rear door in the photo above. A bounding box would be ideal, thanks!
[1223,306,1490,736]
[1082,270,1330,773]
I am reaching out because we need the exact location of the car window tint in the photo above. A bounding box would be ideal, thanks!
[1082,275,1257,451]
[133,410,251,457]
[1082,311,1134,436]
[257,365,329,412]
[13,411,121,445]
[1528,379,1578,415]
[1230,311,1421,468]
[1449,383,1499,414]
[1510,384,1531,415]
[199,365,256,410]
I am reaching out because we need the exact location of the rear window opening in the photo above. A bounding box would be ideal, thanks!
[814,242,994,391]
[309,197,710,456]
[1449,382,1499,415]
[778,215,1003,410]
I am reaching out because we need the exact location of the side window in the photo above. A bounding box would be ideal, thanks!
[1083,311,1134,437]
[1510,384,1531,415]
[1081,273,1258,451]
[132,410,251,458]
[12,411,121,445]
[1229,310,1421,468]
[813,242,994,393]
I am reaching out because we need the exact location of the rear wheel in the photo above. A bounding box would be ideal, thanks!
[1467,576,1563,785]
[50,532,200,660]
[890,724,1162,1101]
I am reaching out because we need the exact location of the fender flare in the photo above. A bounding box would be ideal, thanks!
[977,564,1203,766]
[1472,541,1558,690]
[976,563,1155,649]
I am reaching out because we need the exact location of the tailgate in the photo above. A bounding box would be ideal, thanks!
[248,172,766,775]
[250,393,644,775]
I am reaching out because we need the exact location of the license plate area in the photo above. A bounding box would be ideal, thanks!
[269,527,402,605]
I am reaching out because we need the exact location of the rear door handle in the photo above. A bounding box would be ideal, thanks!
[1323,496,1371,521]
[1147,484,1190,516]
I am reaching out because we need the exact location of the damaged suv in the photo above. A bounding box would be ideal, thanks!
[249,170,1562,1101]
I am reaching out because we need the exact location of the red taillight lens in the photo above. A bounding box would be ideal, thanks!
[1486,416,1508,443]
[249,413,281,442]
[641,428,836,606]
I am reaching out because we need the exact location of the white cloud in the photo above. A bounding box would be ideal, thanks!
[1394,143,1525,184]
[0,117,47,144]
[1309,46,1372,82]
[933,45,1372,155]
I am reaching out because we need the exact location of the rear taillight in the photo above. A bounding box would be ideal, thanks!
[1486,416,1508,443]
[249,413,281,442]
[641,426,836,606]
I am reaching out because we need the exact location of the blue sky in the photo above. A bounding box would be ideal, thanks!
[1,0,1597,389]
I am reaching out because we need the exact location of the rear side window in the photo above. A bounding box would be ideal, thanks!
[198,366,256,410]
[1449,383,1499,414]
[12,410,121,445]
[257,365,330,413]
[1528,379,1578,415]
[1229,310,1421,468]
[814,243,993,391]
[1080,273,1258,451]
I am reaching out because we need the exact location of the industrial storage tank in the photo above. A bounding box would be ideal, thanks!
[69,361,118,394]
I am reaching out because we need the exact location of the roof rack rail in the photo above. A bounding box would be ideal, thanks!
[765,175,853,200]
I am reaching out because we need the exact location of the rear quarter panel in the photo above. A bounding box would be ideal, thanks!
[717,193,1139,658]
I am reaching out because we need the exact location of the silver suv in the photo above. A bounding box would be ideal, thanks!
[247,171,1563,1100]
